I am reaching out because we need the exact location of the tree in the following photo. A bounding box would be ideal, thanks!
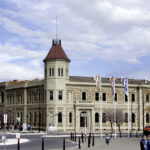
[104,109,114,134]
[104,108,124,136]
[116,109,124,137]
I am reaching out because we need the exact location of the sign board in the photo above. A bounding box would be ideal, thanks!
[2,136,6,143]
[81,113,88,117]
[16,133,20,139]
[3,114,7,124]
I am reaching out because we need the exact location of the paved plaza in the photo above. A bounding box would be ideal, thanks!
[64,137,141,150]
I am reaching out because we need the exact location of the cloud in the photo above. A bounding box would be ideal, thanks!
[1,0,150,80]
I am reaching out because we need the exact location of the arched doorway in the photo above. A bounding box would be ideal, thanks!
[80,112,87,127]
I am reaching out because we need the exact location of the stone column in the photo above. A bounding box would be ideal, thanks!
[23,86,27,124]
[75,108,79,132]
[91,108,95,132]
[63,107,67,132]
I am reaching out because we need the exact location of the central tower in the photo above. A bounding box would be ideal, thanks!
[43,39,70,130]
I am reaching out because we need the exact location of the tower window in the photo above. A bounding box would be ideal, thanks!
[58,68,60,76]
[52,68,54,76]
[95,92,99,101]
[58,91,62,100]
[61,68,63,77]
[49,68,51,76]
[50,91,53,100]
[82,92,86,101]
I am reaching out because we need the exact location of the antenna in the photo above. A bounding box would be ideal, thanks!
[56,16,57,40]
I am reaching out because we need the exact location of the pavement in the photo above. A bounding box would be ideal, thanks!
[58,137,141,150]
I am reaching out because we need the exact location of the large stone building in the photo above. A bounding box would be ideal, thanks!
[0,39,150,133]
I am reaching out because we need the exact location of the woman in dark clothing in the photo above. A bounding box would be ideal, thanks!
[140,135,147,150]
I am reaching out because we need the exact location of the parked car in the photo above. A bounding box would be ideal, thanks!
[144,126,150,136]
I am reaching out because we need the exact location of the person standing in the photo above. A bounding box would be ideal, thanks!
[140,135,147,150]
[106,134,110,145]
[147,135,150,150]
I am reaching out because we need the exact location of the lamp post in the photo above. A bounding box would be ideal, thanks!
[39,88,41,132]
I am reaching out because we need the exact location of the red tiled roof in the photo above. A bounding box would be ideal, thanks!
[43,45,70,62]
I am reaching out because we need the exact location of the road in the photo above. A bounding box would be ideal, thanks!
[0,134,77,150]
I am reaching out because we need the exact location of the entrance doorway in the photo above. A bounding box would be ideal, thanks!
[80,112,87,127]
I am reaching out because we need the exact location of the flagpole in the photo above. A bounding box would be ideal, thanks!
[127,80,130,138]
[100,75,102,139]
[114,76,116,139]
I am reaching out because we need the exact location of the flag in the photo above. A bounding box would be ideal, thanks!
[123,77,128,96]
[94,75,101,92]
[111,76,115,97]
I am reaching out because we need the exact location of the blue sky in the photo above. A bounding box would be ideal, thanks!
[0,0,150,81]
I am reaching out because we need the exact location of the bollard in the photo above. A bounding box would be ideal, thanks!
[79,137,81,149]
[72,133,74,141]
[120,132,122,138]
[63,138,65,150]
[89,133,91,145]
[71,132,72,140]
[88,136,90,148]
[42,138,44,150]
[92,135,94,146]
[136,131,138,138]
[130,132,131,138]
[18,138,20,150]
[75,132,76,142]
[82,133,84,143]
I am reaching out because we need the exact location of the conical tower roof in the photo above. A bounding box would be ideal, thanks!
[43,39,70,62]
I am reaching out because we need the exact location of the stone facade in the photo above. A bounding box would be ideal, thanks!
[0,39,150,133]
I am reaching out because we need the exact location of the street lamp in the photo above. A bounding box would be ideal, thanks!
[39,89,41,132]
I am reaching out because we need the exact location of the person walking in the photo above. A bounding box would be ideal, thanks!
[147,135,150,150]
[106,134,110,145]
[140,135,147,150]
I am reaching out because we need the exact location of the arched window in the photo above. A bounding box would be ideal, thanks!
[146,113,149,123]
[58,112,62,123]
[132,113,135,123]
[69,112,72,123]
[125,113,128,123]
[95,113,99,123]
[102,113,106,123]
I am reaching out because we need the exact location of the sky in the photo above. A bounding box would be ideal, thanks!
[0,0,150,81]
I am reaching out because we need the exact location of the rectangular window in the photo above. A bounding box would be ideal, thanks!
[58,91,62,100]
[95,92,99,101]
[52,68,54,76]
[103,93,106,101]
[82,92,86,100]
[146,94,149,102]
[49,68,51,76]
[58,68,60,76]
[125,94,128,102]
[34,112,36,125]
[61,68,63,77]
[115,93,117,101]
[50,91,53,100]
[132,94,135,102]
